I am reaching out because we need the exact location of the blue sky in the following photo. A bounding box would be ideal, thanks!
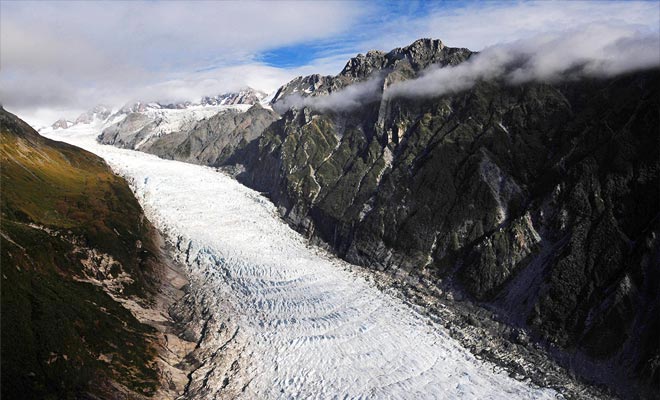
[0,0,658,125]
[258,1,450,68]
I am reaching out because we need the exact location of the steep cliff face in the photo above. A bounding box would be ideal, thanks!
[99,104,279,167]
[0,108,185,399]
[236,39,660,396]
[141,104,279,167]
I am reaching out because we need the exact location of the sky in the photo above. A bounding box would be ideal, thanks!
[1,0,659,126]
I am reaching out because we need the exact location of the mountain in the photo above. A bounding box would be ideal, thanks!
[97,103,233,149]
[93,88,275,163]
[270,39,471,105]
[236,40,660,398]
[201,87,268,106]
[96,88,278,167]
[44,88,269,139]
[51,118,74,130]
[136,103,279,166]
[0,108,190,399]
[74,105,111,124]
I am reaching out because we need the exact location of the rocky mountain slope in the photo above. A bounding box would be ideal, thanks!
[0,108,191,399]
[233,40,660,398]
[93,88,279,166]
[270,38,471,105]
[201,88,268,106]
[118,104,279,167]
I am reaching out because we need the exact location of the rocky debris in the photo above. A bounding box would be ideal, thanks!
[165,236,251,399]
[16,223,197,399]
[348,261,615,400]
[140,236,196,399]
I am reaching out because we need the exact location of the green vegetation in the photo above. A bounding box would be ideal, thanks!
[1,108,160,399]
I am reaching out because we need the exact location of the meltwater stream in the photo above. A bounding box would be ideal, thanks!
[45,126,558,399]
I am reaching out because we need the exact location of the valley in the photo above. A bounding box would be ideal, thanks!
[43,122,565,399]
[2,2,658,397]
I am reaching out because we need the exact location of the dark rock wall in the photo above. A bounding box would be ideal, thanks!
[237,68,660,395]
[143,104,279,167]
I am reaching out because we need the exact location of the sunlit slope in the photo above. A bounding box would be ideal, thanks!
[0,108,160,399]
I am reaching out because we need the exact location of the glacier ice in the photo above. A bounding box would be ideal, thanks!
[44,124,559,399]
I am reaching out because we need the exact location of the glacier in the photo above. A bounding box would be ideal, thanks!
[44,124,559,399]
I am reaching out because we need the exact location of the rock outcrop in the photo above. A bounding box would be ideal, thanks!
[140,104,279,166]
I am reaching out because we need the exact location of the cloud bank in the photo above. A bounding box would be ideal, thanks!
[273,77,384,113]
[387,25,660,100]
[0,1,365,125]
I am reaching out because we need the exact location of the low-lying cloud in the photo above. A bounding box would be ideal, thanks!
[273,77,384,113]
[276,25,659,112]
[387,25,659,101]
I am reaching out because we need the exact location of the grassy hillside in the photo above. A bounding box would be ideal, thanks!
[1,108,161,399]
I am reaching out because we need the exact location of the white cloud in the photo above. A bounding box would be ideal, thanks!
[273,76,384,113]
[359,1,660,52]
[0,1,366,125]
[385,25,660,101]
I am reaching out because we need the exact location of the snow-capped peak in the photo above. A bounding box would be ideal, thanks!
[200,87,268,106]
[51,118,74,130]
[45,88,269,132]
[74,105,111,125]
